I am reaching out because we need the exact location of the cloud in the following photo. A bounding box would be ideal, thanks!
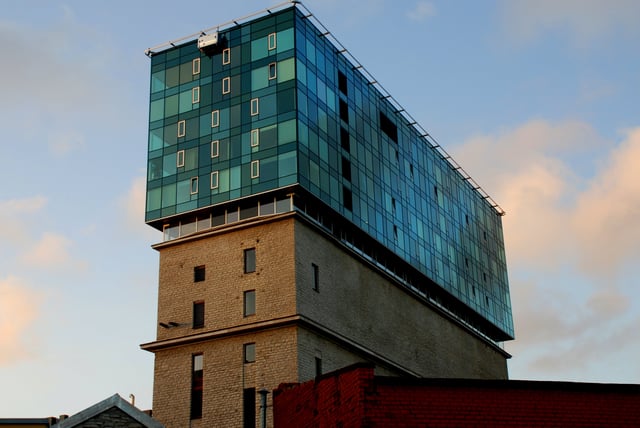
[20,232,75,269]
[0,196,48,245]
[117,176,160,241]
[498,0,640,46]
[407,1,436,22]
[0,276,43,365]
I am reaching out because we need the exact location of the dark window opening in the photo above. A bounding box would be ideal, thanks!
[312,263,319,292]
[339,99,349,123]
[193,301,205,328]
[393,225,398,240]
[483,272,488,282]
[343,187,352,211]
[434,186,438,197]
[194,265,205,282]
[243,387,256,428]
[409,164,414,178]
[244,343,256,363]
[338,71,347,95]
[190,354,203,420]
[244,290,256,316]
[340,127,350,152]
[315,357,322,377]
[341,157,351,181]
[391,198,396,214]
[465,214,469,225]
[379,111,398,143]
[244,248,256,273]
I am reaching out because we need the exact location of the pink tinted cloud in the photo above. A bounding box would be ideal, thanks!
[0,276,42,365]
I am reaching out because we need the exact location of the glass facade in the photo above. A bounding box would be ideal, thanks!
[145,5,513,339]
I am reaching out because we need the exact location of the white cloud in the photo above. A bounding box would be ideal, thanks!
[407,1,436,22]
[0,196,48,245]
[20,232,75,269]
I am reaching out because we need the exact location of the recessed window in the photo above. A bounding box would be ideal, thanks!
[193,301,204,329]
[393,225,398,240]
[192,86,200,104]
[267,32,276,50]
[268,62,277,80]
[211,140,219,158]
[210,171,219,189]
[250,129,260,147]
[343,186,352,211]
[243,343,256,363]
[341,156,351,181]
[244,248,256,273]
[250,160,260,179]
[250,98,259,116]
[338,71,347,95]
[379,111,398,143]
[192,58,201,75]
[243,388,256,428]
[222,48,231,65]
[177,150,185,168]
[222,77,230,94]
[315,356,322,377]
[190,354,203,420]
[312,263,319,292]
[194,265,205,282]
[211,110,219,128]
[178,120,186,137]
[244,290,256,317]
[340,127,350,152]
[190,177,199,194]
[339,99,348,123]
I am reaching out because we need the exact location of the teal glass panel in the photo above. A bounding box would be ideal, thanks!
[278,119,296,145]
[151,70,166,93]
[251,66,269,91]
[276,28,294,53]
[277,57,295,83]
[150,99,164,122]
[147,187,161,211]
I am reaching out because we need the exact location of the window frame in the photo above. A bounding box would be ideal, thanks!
[222,48,231,65]
[250,129,260,147]
[210,171,219,189]
[192,58,201,75]
[177,150,185,168]
[211,110,220,128]
[194,265,205,282]
[250,160,260,179]
[193,301,205,329]
[222,76,231,94]
[192,86,200,104]
[268,62,277,80]
[190,354,203,420]
[244,248,256,273]
[312,263,319,292]
[211,140,219,158]
[177,119,186,137]
[190,177,199,195]
[243,343,256,363]
[267,32,276,50]
[250,98,259,116]
[243,290,256,317]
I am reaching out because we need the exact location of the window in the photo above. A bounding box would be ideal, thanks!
[211,110,220,128]
[190,354,203,420]
[250,129,259,147]
[211,140,219,158]
[192,58,201,75]
[250,98,259,116]
[340,127,350,152]
[268,62,277,80]
[312,263,319,292]
[379,111,398,143]
[222,77,230,94]
[243,388,256,428]
[339,99,348,123]
[341,156,351,181]
[193,301,204,328]
[194,265,205,282]
[189,177,198,194]
[222,48,231,65]
[267,32,276,50]
[343,187,352,211]
[244,290,256,316]
[250,160,260,179]
[243,343,255,363]
[315,357,322,377]
[177,120,186,137]
[177,150,185,168]
[192,86,200,104]
[338,71,347,95]
[244,248,256,273]
[210,171,219,189]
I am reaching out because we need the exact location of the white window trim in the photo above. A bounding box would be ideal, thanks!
[192,86,200,104]
[251,160,260,178]
[211,140,219,158]
[177,150,185,167]
[222,48,231,65]
[210,171,219,189]
[222,77,231,94]
[250,129,259,147]
[211,110,219,128]
[192,58,201,75]
[268,32,276,50]
[250,98,259,116]
[190,177,199,194]
[268,62,277,80]
[177,120,186,137]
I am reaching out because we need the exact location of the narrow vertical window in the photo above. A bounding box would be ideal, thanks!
[211,110,219,128]
[244,290,256,316]
[192,58,201,75]
[222,77,231,94]
[192,86,200,104]
[222,48,231,65]
[341,156,351,181]
[268,62,277,80]
[250,160,260,179]
[193,301,204,328]
[250,98,259,116]
[267,32,276,50]
[190,177,199,194]
[243,343,256,363]
[343,186,352,211]
[338,71,347,95]
[340,127,350,152]
[177,120,186,137]
[312,263,319,292]
[315,356,322,377]
[250,129,260,147]
[210,171,219,189]
[244,248,256,273]
[190,354,203,420]
[339,99,348,123]
[243,387,256,428]
[194,265,205,282]
[211,140,219,158]
[177,150,185,168]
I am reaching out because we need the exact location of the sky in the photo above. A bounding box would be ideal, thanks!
[1,0,639,418]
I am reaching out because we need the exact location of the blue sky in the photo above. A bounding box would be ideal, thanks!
[1,0,639,417]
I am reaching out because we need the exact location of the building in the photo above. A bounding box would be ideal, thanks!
[274,363,640,427]
[140,1,514,427]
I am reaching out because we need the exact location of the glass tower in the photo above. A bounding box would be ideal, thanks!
[145,3,514,341]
